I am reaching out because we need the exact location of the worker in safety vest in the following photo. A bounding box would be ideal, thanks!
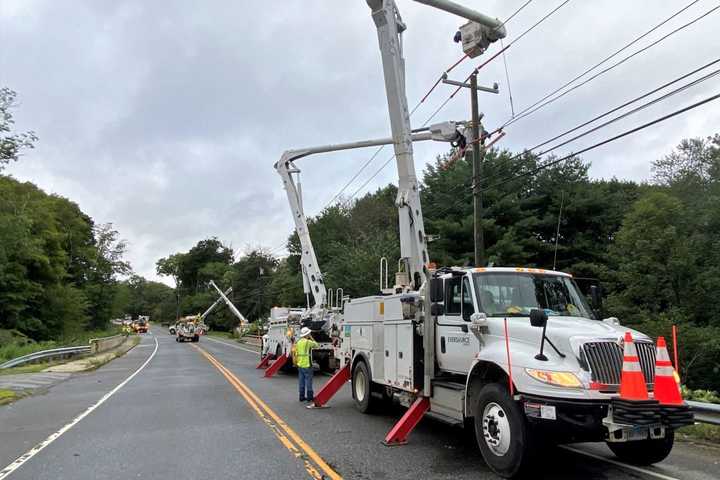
[296,327,318,402]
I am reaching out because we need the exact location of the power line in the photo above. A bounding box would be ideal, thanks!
[489,91,720,190]
[521,57,720,154]
[529,66,720,159]
[500,0,715,129]
[484,57,720,170]
[498,0,534,29]
[499,38,515,118]
[429,91,720,219]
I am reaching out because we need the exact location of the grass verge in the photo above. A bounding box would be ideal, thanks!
[678,423,720,444]
[0,362,60,376]
[0,389,18,405]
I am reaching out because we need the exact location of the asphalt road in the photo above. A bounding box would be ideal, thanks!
[1,330,718,480]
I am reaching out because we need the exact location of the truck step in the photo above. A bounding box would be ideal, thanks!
[432,379,465,391]
[426,410,464,427]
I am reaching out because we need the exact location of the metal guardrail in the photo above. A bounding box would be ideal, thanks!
[688,400,720,426]
[0,346,92,369]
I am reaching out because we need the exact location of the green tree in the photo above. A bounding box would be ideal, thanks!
[0,88,37,171]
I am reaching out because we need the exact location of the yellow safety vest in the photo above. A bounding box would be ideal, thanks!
[295,338,318,369]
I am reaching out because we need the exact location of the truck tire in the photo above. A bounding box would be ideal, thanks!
[606,429,674,465]
[175,336,180,342]
[192,335,199,342]
[473,383,534,478]
[352,360,376,414]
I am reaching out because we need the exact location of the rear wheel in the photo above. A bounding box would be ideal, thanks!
[606,429,674,465]
[352,360,376,413]
[473,383,534,478]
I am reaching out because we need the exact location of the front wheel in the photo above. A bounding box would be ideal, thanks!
[606,429,674,465]
[473,383,534,478]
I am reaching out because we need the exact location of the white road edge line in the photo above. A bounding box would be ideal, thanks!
[559,446,680,480]
[0,335,159,480]
[203,336,260,355]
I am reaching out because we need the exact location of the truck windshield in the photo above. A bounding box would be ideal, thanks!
[473,272,594,319]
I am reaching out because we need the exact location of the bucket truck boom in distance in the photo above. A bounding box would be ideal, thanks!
[209,280,248,331]
[315,2,680,478]
[260,161,348,372]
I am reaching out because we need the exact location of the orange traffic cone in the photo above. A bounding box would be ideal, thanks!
[619,332,649,401]
[653,336,683,406]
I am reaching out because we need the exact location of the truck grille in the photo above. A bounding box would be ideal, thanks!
[582,341,656,388]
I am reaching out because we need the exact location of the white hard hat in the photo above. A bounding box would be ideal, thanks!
[300,327,311,338]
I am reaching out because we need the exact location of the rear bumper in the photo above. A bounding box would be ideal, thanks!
[519,394,609,443]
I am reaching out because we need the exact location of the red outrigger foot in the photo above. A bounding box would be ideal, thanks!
[383,396,430,446]
[263,353,289,378]
[256,354,271,369]
[311,364,351,408]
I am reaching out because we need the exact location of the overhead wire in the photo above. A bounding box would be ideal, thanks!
[430,90,720,220]
[499,0,716,130]
[499,38,515,118]
[480,57,720,171]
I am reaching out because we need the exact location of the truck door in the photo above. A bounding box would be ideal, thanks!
[436,275,475,374]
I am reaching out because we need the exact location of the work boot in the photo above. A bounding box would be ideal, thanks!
[299,397,306,402]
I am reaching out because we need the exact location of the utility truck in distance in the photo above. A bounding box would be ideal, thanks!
[284,1,680,478]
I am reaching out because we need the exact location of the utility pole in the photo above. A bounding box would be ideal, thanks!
[469,72,485,267]
[443,72,498,267]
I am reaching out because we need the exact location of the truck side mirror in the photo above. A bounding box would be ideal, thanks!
[529,309,548,328]
[430,277,444,303]
[430,303,444,316]
[590,285,603,309]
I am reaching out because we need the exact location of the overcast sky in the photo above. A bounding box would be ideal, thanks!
[2,0,719,285]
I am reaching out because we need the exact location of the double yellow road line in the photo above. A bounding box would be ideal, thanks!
[194,345,342,480]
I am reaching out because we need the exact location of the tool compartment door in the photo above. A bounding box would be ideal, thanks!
[384,320,415,391]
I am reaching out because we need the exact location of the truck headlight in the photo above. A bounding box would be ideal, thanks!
[525,369,582,388]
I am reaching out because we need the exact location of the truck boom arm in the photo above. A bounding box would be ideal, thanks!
[366,0,503,289]
[209,280,248,325]
[275,159,328,308]
[274,125,464,303]
[200,286,232,321]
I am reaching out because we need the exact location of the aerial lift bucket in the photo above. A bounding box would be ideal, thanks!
[263,353,289,378]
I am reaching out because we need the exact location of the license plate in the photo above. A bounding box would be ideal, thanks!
[626,427,649,441]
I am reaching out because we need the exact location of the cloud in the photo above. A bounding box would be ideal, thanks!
[2,0,718,283]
